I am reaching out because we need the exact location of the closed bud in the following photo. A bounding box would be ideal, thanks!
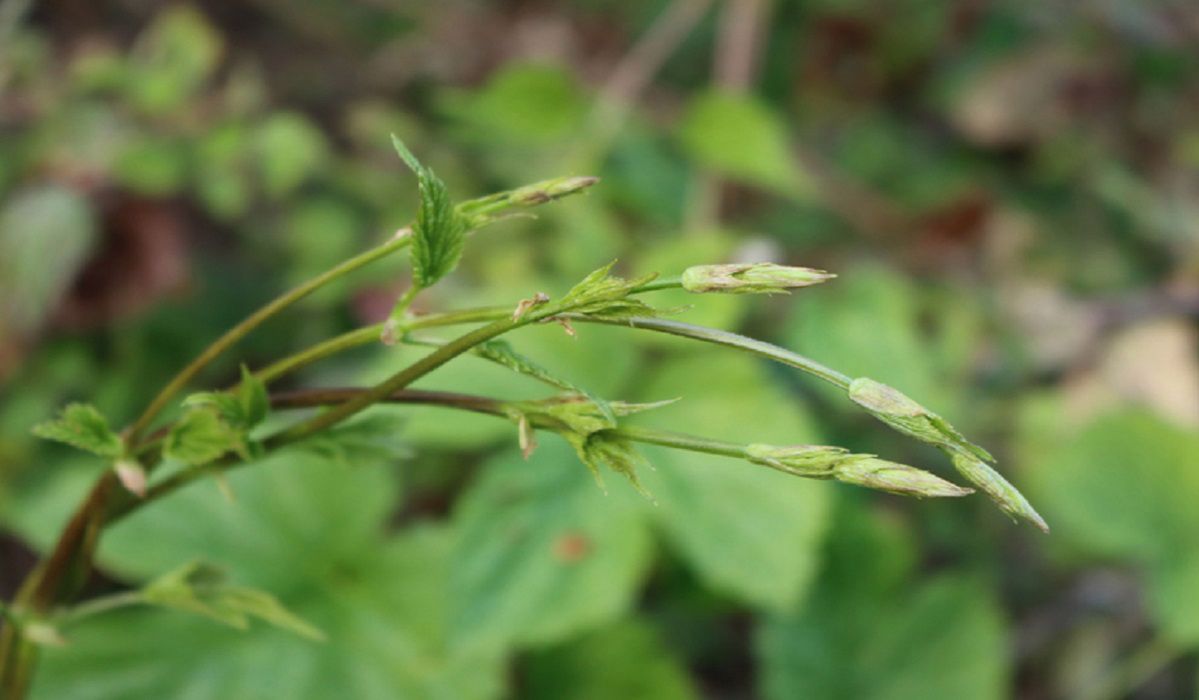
[745,443,848,476]
[834,457,974,498]
[114,458,147,498]
[950,452,1049,532]
[848,378,994,462]
[681,263,835,294]
[509,176,600,207]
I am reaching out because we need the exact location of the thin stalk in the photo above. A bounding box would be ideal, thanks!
[54,591,144,628]
[578,316,852,389]
[125,233,411,444]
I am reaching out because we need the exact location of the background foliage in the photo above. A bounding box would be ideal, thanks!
[2,0,1198,697]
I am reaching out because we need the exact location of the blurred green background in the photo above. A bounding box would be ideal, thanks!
[2,0,1199,698]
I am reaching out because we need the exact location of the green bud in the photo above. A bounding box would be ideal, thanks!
[950,451,1049,533]
[847,378,993,462]
[681,263,835,294]
[834,457,974,498]
[509,176,600,207]
[745,443,849,476]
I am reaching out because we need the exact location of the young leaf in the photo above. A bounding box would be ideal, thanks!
[164,409,244,466]
[142,561,324,641]
[32,403,124,459]
[182,365,269,430]
[474,339,614,422]
[556,261,660,321]
[392,135,468,288]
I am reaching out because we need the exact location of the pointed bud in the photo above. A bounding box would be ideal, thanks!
[847,378,994,462]
[834,457,974,498]
[745,443,849,476]
[950,451,1049,532]
[509,176,600,207]
[681,263,835,295]
[114,459,147,498]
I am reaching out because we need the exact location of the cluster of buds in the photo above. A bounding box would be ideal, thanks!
[681,263,835,295]
[745,444,973,498]
[847,377,1048,531]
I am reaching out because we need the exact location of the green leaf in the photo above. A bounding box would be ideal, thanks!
[142,561,324,641]
[1023,408,1199,644]
[632,354,831,611]
[677,90,812,197]
[32,403,123,459]
[393,136,469,288]
[163,409,242,466]
[524,619,699,700]
[473,339,614,422]
[437,63,588,145]
[758,501,1003,700]
[449,440,653,653]
[558,261,659,320]
[759,574,1008,700]
[33,448,503,699]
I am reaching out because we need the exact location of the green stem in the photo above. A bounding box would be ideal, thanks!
[125,233,411,444]
[578,316,852,389]
[55,591,144,628]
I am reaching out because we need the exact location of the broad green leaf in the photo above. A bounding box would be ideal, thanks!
[449,440,653,652]
[35,528,503,700]
[524,619,699,700]
[34,445,503,699]
[1024,409,1199,562]
[1023,408,1199,644]
[163,409,243,466]
[32,403,123,459]
[758,574,1008,700]
[677,90,811,197]
[393,136,468,288]
[632,353,831,611]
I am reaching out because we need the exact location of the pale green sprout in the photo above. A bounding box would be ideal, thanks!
[681,262,835,294]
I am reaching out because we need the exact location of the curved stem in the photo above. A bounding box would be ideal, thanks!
[125,234,411,444]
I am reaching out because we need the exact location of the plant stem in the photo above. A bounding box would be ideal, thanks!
[125,233,411,445]
[579,316,852,389]
[55,591,145,628]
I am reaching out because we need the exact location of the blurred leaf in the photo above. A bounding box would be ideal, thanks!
[32,403,123,459]
[255,112,329,198]
[34,440,503,699]
[677,91,811,197]
[115,135,189,195]
[449,440,652,652]
[0,185,96,335]
[759,574,1008,700]
[1024,408,1199,644]
[35,528,503,700]
[439,63,588,145]
[164,408,243,466]
[194,122,252,219]
[524,619,699,700]
[125,5,223,114]
[633,353,831,611]
[142,561,323,640]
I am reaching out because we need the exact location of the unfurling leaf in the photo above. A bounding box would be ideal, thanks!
[32,403,124,459]
[142,561,324,641]
[555,261,660,321]
[164,409,244,466]
[183,365,269,431]
[681,263,835,295]
[507,396,674,492]
[474,339,614,422]
[392,135,469,288]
